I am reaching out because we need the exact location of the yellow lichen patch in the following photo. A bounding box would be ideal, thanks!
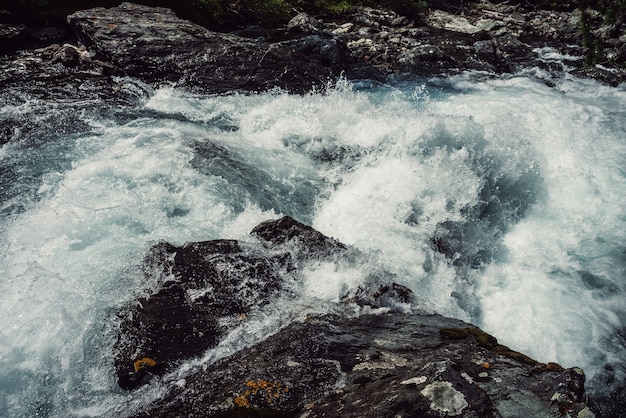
[234,379,289,408]
[234,393,251,408]
[133,357,157,371]
[482,362,491,369]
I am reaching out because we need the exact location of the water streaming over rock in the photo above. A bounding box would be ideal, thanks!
[0,73,624,417]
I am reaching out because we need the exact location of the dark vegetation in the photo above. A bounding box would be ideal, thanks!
[2,0,624,67]
[1,0,428,29]
[5,0,623,28]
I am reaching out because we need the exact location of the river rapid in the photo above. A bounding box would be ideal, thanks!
[0,70,625,417]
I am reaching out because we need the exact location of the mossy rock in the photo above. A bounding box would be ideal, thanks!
[493,345,538,365]
[440,327,538,365]
[440,327,470,340]
[440,326,497,349]
[467,327,499,349]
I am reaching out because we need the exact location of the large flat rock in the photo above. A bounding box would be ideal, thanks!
[129,311,590,418]
[67,2,335,94]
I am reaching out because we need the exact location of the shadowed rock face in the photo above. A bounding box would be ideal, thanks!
[114,239,292,389]
[66,2,335,94]
[114,216,384,390]
[114,217,592,417]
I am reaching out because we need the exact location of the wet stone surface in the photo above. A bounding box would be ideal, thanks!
[114,217,592,417]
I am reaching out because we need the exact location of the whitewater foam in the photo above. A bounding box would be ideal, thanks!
[0,75,624,417]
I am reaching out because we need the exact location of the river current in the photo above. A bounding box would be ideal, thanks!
[0,70,625,417]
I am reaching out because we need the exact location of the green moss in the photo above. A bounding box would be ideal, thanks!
[493,345,538,365]
[440,327,539,366]
[466,328,498,349]
[440,328,470,340]
[440,326,498,349]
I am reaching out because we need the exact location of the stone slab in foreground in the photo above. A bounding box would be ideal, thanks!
[129,311,590,417]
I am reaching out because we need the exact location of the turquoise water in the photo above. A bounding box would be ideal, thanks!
[0,74,624,417]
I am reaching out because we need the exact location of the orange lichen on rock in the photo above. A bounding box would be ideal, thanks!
[234,393,251,408]
[133,357,157,371]
[234,379,289,408]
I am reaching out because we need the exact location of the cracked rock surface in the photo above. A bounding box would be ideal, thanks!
[129,311,589,418]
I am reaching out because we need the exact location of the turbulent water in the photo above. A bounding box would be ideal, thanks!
[0,69,625,417]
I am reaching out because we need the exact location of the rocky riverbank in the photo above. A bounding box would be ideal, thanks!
[1,0,625,101]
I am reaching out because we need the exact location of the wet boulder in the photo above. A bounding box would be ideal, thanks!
[115,216,359,390]
[473,34,534,73]
[115,239,291,389]
[340,281,415,309]
[251,215,347,258]
[114,216,594,416]
[67,2,335,94]
[282,35,349,71]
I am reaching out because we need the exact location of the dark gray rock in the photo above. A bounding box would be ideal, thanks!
[3,0,624,101]
[114,239,291,389]
[321,3,625,84]
[128,312,591,418]
[287,12,325,35]
[341,282,416,309]
[282,35,348,71]
[114,216,352,390]
[473,34,533,73]
[66,2,335,94]
[251,215,347,258]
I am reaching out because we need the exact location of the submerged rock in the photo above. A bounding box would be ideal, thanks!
[115,217,593,417]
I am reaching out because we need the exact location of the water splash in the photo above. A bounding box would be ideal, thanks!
[0,75,624,417]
